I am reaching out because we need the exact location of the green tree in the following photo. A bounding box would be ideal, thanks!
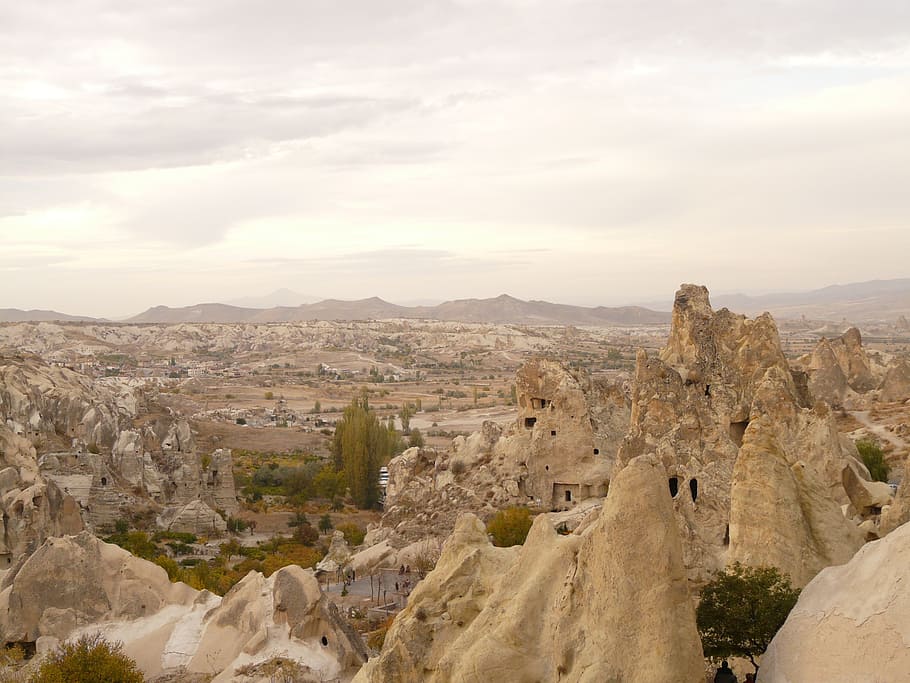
[32,633,144,683]
[855,439,890,482]
[399,402,414,434]
[697,563,800,676]
[318,513,333,533]
[486,507,533,547]
[332,395,396,508]
[312,399,322,413]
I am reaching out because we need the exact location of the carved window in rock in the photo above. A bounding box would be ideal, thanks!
[531,398,550,410]
[524,417,537,429]
[593,448,599,455]
[100,476,107,486]
[668,476,680,498]
[565,489,572,502]
[689,478,698,502]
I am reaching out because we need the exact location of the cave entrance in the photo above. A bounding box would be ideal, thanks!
[524,417,537,429]
[669,477,679,498]
[729,420,749,448]
[689,478,698,502]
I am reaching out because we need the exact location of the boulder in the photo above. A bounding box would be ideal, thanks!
[879,358,910,403]
[761,521,910,680]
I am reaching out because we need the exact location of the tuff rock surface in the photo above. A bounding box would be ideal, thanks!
[761,521,910,681]
[0,532,366,681]
[354,455,704,683]
[617,284,867,584]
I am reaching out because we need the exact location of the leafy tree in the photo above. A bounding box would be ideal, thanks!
[318,513,333,533]
[313,465,345,499]
[486,507,533,547]
[697,563,800,676]
[399,402,414,434]
[312,400,322,413]
[332,395,398,508]
[855,439,890,482]
[32,633,144,683]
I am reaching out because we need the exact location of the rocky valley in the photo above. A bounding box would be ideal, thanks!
[0,286,909,681]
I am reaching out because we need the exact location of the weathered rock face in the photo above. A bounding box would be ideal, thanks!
[0,532,366,681]
[618,284,865,584]
[0,426,83,565]
[728,418,864,587]
[881,454,910,534]
[156,499,227,536]
[879,358,910,403]
[316,530,352,575]
[0,355,135,448]
[380,359,629,545]
[355,455,704,683]
[40,421,238,532]
[761,521,910,681]
[794,327,884,406]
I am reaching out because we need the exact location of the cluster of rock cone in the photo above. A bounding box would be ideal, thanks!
[355,284,910,681]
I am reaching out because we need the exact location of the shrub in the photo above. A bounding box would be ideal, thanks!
[32,633,143,683]
[336,522,366,547]
[855,439,890,482]
[486,507,533,547]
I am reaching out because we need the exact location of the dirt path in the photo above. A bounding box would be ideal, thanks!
[849,411,908,452]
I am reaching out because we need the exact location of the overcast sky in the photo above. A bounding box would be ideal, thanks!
[2,1,909,317]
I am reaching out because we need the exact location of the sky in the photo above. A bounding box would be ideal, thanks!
[2,0,910,318]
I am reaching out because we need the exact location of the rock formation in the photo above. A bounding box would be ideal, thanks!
[618,284,868,584]
[156,499,227,536]
[0,532,366,681]
[0,355,135,448]
[728,417,864,587]
[879,358,910,403]
[0,426,83,566]
[354,455,704,683]
[378,359,629,546]
[761,521,910,680]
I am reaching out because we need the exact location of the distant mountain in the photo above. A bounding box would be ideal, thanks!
[0,309,100,323]
[128,304,262,324]
[710,279,910,321]
[224,288,321,309]
[418,294,668,325]
[127,295,670,325]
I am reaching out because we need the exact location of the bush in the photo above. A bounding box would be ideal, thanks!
[486,507,533,547]
[336,522,366,547]
[32,633,143,683]
[855,439,890,482]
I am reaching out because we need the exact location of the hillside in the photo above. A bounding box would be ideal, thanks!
[125,295,669,325]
